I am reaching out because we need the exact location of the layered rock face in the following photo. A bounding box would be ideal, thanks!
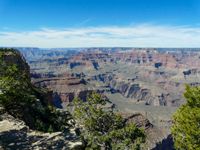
[120,112,173,149]
[89,71,181,107]
[22,48,200,108]
[32,76,95,107]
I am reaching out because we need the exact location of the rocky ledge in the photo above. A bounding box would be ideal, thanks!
[0,107,83,150]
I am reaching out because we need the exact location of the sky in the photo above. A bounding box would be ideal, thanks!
[0,0,200,47]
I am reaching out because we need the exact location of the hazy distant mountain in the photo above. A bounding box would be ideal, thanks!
[3,47,200,62]
[17,47,80,61]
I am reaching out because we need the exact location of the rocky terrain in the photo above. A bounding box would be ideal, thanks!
[0,107,83,150]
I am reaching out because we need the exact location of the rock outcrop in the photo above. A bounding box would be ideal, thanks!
[32,76,99,107]
[0,107,83,150]
[0,49,30,79]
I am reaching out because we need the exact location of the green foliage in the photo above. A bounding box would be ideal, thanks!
[73,92,146,150]
[0,48,73,132]
[171,85,200,150]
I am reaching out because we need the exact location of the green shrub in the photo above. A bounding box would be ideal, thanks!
[73,92,146,149]
[171,85,200,150]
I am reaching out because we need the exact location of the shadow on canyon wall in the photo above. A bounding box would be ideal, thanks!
[152,134,174,150]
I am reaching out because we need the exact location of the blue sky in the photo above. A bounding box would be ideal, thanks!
[1,0,200,47]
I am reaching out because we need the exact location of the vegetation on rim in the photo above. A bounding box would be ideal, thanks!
[171,85,200,150]
[73,92,146,150]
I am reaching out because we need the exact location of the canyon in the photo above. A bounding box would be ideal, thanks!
[17,47,200,149]
[19,48,199,104]
[1,48,200,149]
[21,48,200,108]
[0,48,174,149]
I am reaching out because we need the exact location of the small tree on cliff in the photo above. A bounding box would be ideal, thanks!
[73,92,146,150]
[171,85,200,150]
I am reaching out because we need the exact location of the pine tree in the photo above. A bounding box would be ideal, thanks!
[73,92,146,150]
[171,85,200,150]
